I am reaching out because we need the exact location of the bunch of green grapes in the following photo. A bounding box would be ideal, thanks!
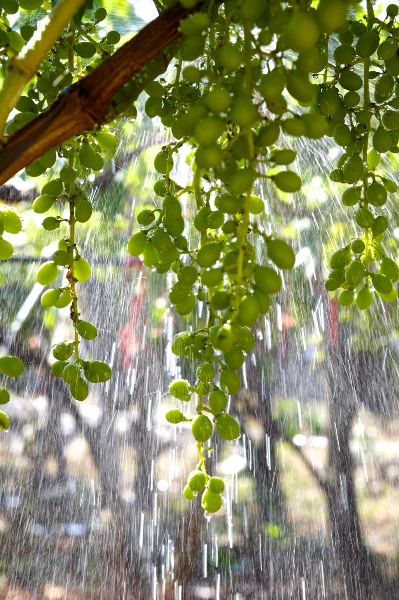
[323,3,399,309]
[128,0,357,512]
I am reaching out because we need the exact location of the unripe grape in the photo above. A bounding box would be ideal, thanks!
[207,210,224,229]
[75,200,92,223]
[334,44,355,64]
[174,235,188,250]
[380,257,399,281]
[356,31,379,58]
[303,113,330,139]
[383,179,398,193]
[95,132,118,151]
[387,3,399,16]
[165,409,184,424]
[183,485,197,500]
[259,71,285,102]
[169,283,190,305]
[230,97,258,128]
[209,389,227,413]
[219,369,241,395]
[343,155,364,183]
[0,355,24,377]
[175,292,195,315]
[154,152,170,174]
[356,286,373,310]
[253,288,271,314]
[0,412,9,430]
[53,341,73,361]
[249,196,264,215]
[33,194,54,214]
[196,243,221,268]
[257,123,280,147]
[273,171,301,193]
[267,239,295,269]
[207,477,224,494]
[195,116,225,146]
[60,166,76,183]
[333,124,351,147]
[53,250,69,267]
[188,470,206,492]
[37,261,58,285]
[345,260,365,286]
[224,348,244,370]
[42,179,63,197]
[194,206,212,232]
[339,71,362,91]
[216,413,240,440]
[79,143,98,169]
[0,238,13,261]
[377,286,398,302]
[366,182,387,206]
[164,216,185,237]
[54,290,71,309]
[74,258,91,282]
[378,38,397,60]
[62,363,80,384]
[286,72,315,103]
[183,65,201,83]
[344,92,360,107]
[316,0,347,34]
[342,187,360,206]
[151,229,173,252]
[51,360,68,378]
[325,278,340,291]
[214,324,239,353]
[84,361,111,384]
[70,377,89,401]
[196,362,215,382]
[285,12,319,53]
[330,247,351,269]
[385,54,399,76]
[238,296,260,328]
[372,273,392,294]
[215,194,243,214]
[128,232,147,257]
[211,290,230,310]
[355,207,374,228]
[202,490,222,513]
[191,414,213,442]
[0,388,10,405]
[219,44,242,71]
[254,266,282,294]
[163,195,182,219]
[205,87,231,113]
[178,265,198,287]
[228,168,254,195]
[77,320,97,340]
[351,239,365,254]
[41,288,61,308]
[200,268,223,288]
[367,149,380,169]
[195,145,224,169]
[75,42,96,59]
[137,209,155,226]
[382,110,399,130]
[180,35,205,61]
[338,289,355,306]
[371,216,388,236]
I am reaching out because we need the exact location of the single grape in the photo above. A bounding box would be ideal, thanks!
[0,355,24,377]
[77,320,97,340]
[188,470,206,492]
[372,273,392,294]
[254,266,282,294]
[201,490,222,513]
[183,485,197,500]
[214,324,239,353]
[0,388,10,404]
[338,289,355,306]
[207,477,225,494]
[345,260,365,286]
[0,238,13,260]
[196,243,221,268]
[273,171,301,193]
[51,360,68,378]
[62,363,80,384]
[70,377,89,401]
[191,414,213,442]
[75,200,92,223]
[219,369,241,395]
[54,290,71,309]
[169,379,190,401]
[175,292,195,316]
[224,348,244,370]
[36,262,59,285]
[0,412,10,430]
[165,409,184,424]
[74,258,91,282]
[196,362,215,382]
[41,288,61,308]
[215,413,240,440]
[84,361,111,384]
[356,286,373,310]
[209,389,227,413]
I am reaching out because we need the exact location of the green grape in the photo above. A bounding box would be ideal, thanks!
[178,265,198,286]
[70,377,89,401]
[228,168,254,195]
[367,149,380,168]
[42,179,63,196]
[253,288,271,313]
[230,97,258,128]
[75,42,96,59]
[382,110,399,130]
[371,216,388,236]
[373,128,392,153]
[325,279,340,291]
[164,216,185,237]
[51,360,68,378]
[77,320,97,340]
[205,87,231,113]
[60,166,76,183]
[273,171,301,193]
[201,268,223,287]
[145,97,162,118]
[343,155,364,183]
[95,132,118,151]
[356,31,379,58]
[154,152,171,174]
[249,196,264,214]
[1,209,22,233]
[195,145,223,169]
[284,12,319,53]
[214,324,239,353]
[180,35,205,61]
[37,261,59,285]
[254,266,282,294]
[282,118,307,136]
[271,150,296,166]
[215,413,240,440]
[344,92,360,107]
[8,30,24,50]
[151,229,173,252]
[297,47,326,73]
[169,379,190,401]
[219,369,241,395]
[163,195,182,219]
[333,124,351,147]
[375,74,394,98]
[209,389,227,412]
[41,288,61,307]
[75,200,92,223]
[38,149,56,169]
[339,70,363,91]
[259,71,285,102]
[195,117,225,146]
[338,289,355,306]
[316,0,347,35]
[387,3,399,16]
[330,247,351,269]
[196,243,221,268]
[53,341,73,361]
[286,71,315,103]
[334,45,355,64]
[54,290,71,308]
[342,187,360,206]
[0,355,24,377]
[183,485,197,500]
[183,65,201,83]
[74,258,91,282]
[53,250,69,266]
[169,282,190,304]
[219,44,242,71]
[0,388,10,405]
[165,409,184,424]
[345,260,365,286]
[188,470,206,492]
[84,361,112,383]
[215,194,244,214]
[267,239,295,269]
[196,362,215,382]
[201,490,222,513]
[207,210,224,229]
[0,413,10,430]
[107,30,120,44]
[194,206,212,232]
[42,217,60,231]
[191,414,213,442]
[238,296,260,328]
[355,207,374,228]
[62,363,80,384]
[377,286,398,302]
[366,182,387,206]
[380,257,399,281]
[258,123,280,147]
[207,477,224,494]
[378,38,397,60]
[0,237,13,261]
[159,246,179,266]
[383,179,397,192]
[302,114,329,138]
[351,239,365,254]
[128,232,147,256]
[356,286,373,310]
[224,348,244,370]
[175,292,195,315]
[372,273,392,294]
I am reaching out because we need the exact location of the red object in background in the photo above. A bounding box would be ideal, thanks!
[117,257,147,371]
[329,299,338,347]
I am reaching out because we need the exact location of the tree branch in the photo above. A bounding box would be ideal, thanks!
[0,2,193,186]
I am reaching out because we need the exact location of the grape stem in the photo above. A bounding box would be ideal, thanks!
[67,151,80,362]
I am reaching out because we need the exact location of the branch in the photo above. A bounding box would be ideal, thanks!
[0,1,193,186]
[0,0,87,137]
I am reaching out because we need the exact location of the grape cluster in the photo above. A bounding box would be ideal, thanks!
[127,0,356,510]
[324,4,399,309]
